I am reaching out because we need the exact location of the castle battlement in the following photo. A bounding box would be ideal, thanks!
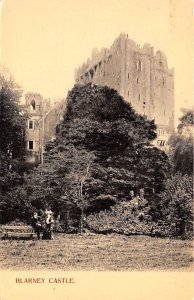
[75,34,174,149]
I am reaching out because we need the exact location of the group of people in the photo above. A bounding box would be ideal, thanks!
[31,190,146,239]
[31,207,54,240]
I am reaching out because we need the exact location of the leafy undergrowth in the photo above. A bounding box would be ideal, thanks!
[0,233,192,271]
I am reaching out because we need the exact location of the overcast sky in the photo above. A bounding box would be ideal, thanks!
[1,0,193,125]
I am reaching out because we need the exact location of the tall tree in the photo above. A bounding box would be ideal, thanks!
[158,173,193,237]
[177,110,193,134]
[169,109,193,176]
[0,73,26,194]
[19,84,170,230]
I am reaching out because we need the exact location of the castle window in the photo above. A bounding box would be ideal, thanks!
[157,140,165,147]
[162,77,166,87]
[137,78,139,84]
[136,60,143,72]
[143,101,146,105]
[128,91,129,96]
[159,61,163,67]
[138,94,141,101]
[28,141,34,150]
[30,100,35,110]
[89,69,94,79]
[128,73,129,79]
[158,129,164,135]
[28,120,34,129]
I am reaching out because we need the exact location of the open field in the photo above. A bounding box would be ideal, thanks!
[0,233,193,271]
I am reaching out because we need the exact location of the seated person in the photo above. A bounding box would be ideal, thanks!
[31,212,42,239]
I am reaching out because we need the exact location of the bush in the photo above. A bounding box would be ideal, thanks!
[86,198,154,235]
[157,173,193,239]
[0,187,33,224]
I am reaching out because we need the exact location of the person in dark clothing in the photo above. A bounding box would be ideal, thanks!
[31,212,42,239]
[42,207,54,240]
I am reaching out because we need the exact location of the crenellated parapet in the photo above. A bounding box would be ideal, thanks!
[75,34,174,150]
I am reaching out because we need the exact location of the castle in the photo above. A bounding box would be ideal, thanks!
[25,34,174,164]
[75,33,175,147]
[25,93,66,165]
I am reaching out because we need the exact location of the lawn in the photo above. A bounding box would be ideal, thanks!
[0,233,193,271]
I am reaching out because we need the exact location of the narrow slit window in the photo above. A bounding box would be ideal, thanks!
[159,140,165,146]
[29,141,33,150]
[137,60,143,71]
[28,120,33,129]
[162,77,166,87]
[30,100,35,110]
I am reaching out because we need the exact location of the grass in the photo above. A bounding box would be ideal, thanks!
[0,233,193,271]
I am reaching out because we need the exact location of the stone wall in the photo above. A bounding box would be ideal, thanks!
[25,93,66,165]
[75,34,175,148]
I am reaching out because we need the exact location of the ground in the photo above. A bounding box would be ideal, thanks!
[0,233,192,271]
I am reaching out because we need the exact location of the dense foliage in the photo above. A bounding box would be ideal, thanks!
[6,84,171,230]
[0,73,27,223]
[177,110,194,133]
[87,173,193,239]
[0,74,26,165]
[157,173,193,238]
[1,84,192,239]
[169,110,193,176]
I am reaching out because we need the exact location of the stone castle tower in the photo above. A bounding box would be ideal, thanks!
[25,93,65,165]
[75,33,174,147]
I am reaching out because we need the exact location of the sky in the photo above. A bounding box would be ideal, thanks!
[1,0,193,125]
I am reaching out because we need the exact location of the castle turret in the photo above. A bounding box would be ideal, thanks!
[25,93,43,164]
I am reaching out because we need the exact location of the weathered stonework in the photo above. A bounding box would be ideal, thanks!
[75,34,174,148]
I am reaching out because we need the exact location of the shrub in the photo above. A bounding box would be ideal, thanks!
[86,198,154,235]
[158,173,193,238]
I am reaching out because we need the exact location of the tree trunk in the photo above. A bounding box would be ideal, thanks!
[65,210,69,232]
[78,181,84,234]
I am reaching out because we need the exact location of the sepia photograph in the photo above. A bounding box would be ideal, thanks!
[0,0,193,299]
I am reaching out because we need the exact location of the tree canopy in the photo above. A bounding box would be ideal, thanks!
[0,72,27,222]
[0,74,25,157]
[19,84,170,227]
[169,109,193,176]
[0,72,26,182]
[177,110,194,134]
[1,83,192,238]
